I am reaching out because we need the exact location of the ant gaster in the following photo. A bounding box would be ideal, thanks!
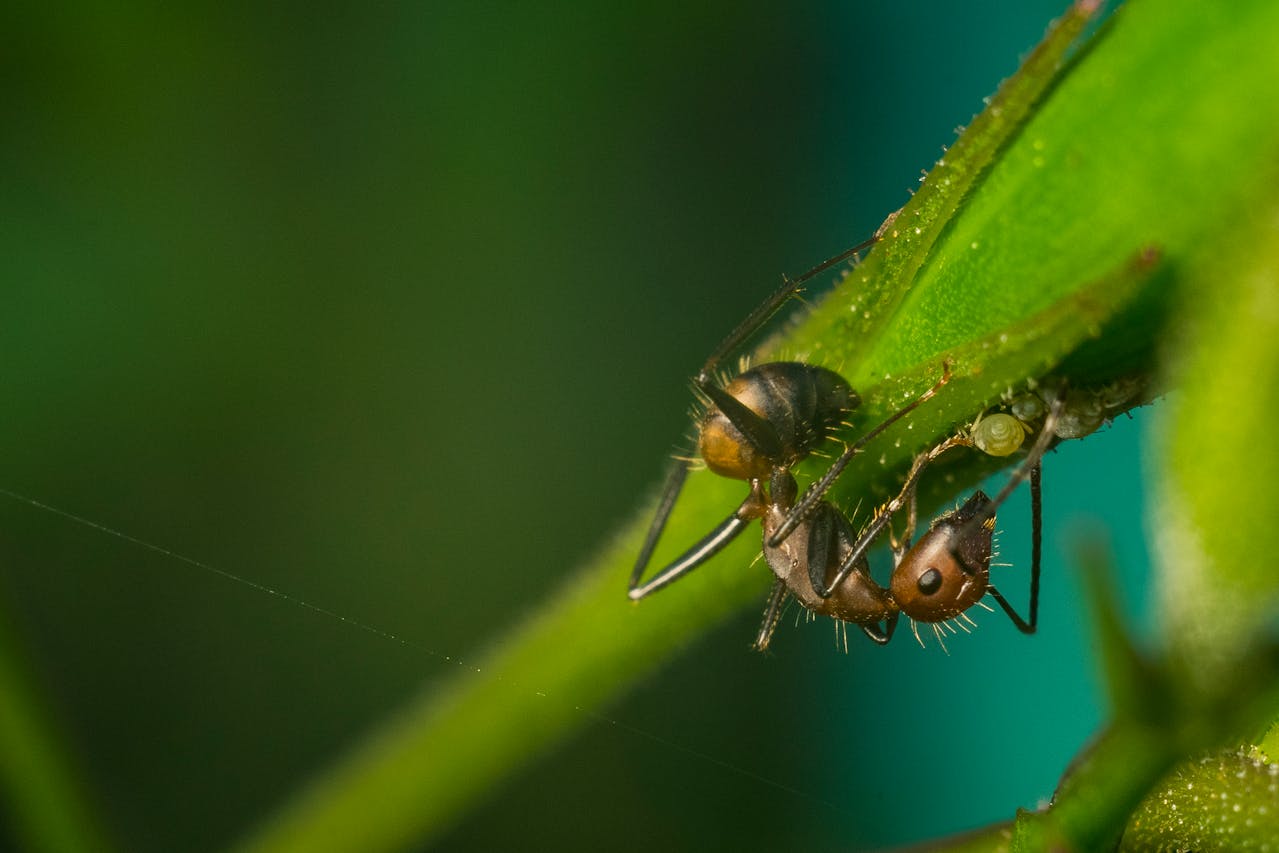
[627,234,949,603]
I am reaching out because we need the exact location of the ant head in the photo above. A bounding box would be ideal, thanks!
[890,491,994,623]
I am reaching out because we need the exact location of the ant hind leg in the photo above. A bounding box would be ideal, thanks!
[628,472,763,600]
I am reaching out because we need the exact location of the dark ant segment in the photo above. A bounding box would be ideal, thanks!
[628,233,951,602]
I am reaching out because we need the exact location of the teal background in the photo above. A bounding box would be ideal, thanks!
[0,2,1151,851]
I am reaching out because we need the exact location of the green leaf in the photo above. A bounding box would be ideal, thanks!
[233,0,1279,850]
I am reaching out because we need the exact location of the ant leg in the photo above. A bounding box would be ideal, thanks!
[805,503,836,600]
[629,458,691,592]
[768,362,951,549]
[826,509,899,644]
[628,480,764,600]
[859,612,899,645]
[1029,460,1042,629]
[630,375,798,602]
[696,236,878,385]
[697,381,784,461]
[817,435,971,598]
[986,460,1043,633]
[753,579,789,652]
[889,468,921,564]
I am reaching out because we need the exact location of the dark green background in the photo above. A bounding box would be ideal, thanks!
[1,3,1152,851]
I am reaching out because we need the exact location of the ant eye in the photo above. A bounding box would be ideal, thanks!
[917,568,943,596]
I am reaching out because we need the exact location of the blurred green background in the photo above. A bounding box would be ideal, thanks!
[0,2,1153,851]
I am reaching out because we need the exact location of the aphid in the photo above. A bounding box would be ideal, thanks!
[627,236,949,601]
[1053,388,1106,439]
[1009,390,1047,426]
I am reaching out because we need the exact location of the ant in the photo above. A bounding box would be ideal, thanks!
[627,233,949,602]
[753,389,1065,652]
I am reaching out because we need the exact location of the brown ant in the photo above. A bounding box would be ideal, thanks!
[753,390,1065,652]
[627,235,950,601]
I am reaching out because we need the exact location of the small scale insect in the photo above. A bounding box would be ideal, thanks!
[627,235,949,602]
[755,391,1064,651]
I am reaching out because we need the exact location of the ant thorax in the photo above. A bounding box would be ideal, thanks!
[760,500,896,626]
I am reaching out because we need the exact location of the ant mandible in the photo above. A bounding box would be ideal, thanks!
[627,234,949,601]
[752,389,1065,651]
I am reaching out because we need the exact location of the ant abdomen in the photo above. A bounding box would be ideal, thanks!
[699,363,857,481]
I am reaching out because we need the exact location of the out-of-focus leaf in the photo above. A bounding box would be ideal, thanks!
[1120,746,1279,851]
[0,605,115,853]
[1155,189,1279,691]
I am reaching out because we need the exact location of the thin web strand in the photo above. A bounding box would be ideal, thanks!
[0,485,857,821]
